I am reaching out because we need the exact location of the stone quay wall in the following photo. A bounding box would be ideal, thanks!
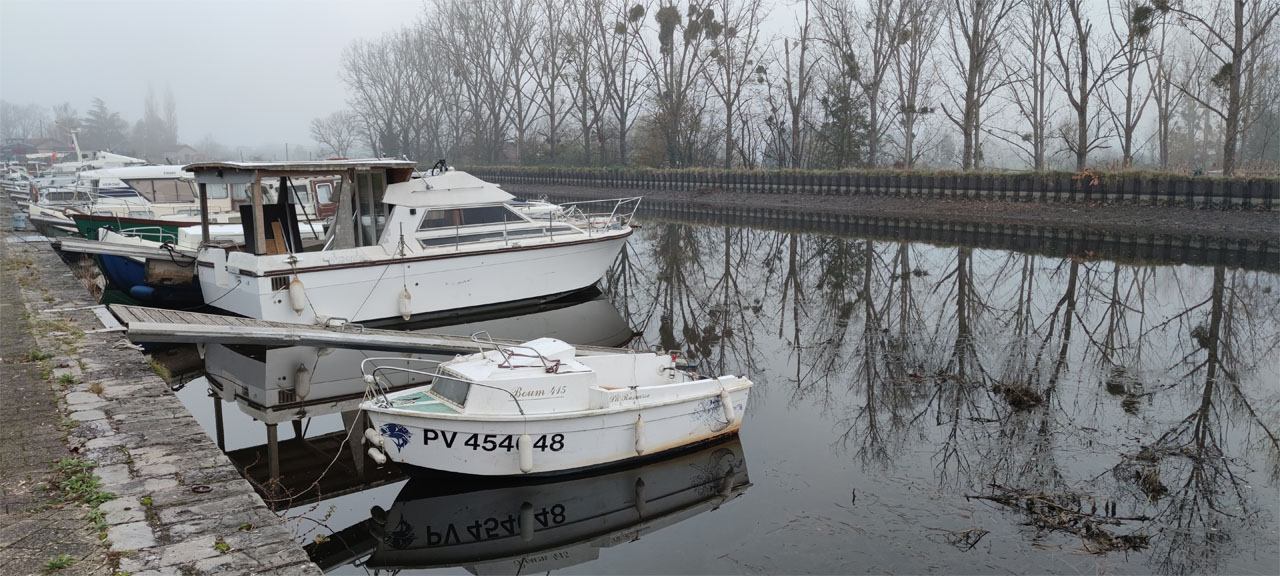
[1,200,321,575]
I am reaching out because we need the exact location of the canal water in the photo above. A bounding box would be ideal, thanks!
[160,216,1280,575]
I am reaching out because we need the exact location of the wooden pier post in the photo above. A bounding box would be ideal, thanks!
[267,423,280,482]
[212,393,225,451]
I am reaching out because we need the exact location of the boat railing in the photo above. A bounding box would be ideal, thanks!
[554,197,642,233]
[359,357,443,405]
[358,356,530,415]
[116,226,178,244]
[470,331,555,370]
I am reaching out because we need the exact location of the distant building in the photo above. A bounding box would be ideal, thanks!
[160,144,202,164]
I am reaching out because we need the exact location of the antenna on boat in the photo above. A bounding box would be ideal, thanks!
[56,123,83,162]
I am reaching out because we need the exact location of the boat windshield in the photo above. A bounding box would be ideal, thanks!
[419,205,520,230]
[430,372,471,408]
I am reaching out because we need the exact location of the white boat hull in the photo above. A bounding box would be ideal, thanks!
[363,381,750,476]
[197,233,629,324]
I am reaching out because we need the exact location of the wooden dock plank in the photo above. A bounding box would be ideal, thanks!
[108,304,627,356]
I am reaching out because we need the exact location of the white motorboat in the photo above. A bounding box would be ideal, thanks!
[359,336,752,476]
[186,160,639,325]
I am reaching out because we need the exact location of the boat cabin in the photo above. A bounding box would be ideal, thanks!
[387,338,720,417]
[184,159,637,259]
[183,159,419,255]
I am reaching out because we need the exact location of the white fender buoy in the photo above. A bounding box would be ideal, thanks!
[634,478,647,517]
[519,502,534,542]
[367,447,387,465]
[363,428,384,448]
[634,415,646,455]
[719,389,735,422]
[398,287,412,321]
[288,277,307,316]
[518,434,534,473]
[294,363,311,400]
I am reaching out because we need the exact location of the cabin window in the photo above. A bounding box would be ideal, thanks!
[231,184,249,201]
[148,179,197,203]
[287,184,311,205]
[418,226,576,248]
[430,373,471,407]
[314,183,333,204]
[205,184,230,199]
[418,205,519,230]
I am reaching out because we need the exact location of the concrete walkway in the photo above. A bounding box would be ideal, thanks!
[1,197,321,575]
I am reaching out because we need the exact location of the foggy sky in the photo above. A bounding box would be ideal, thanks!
[0,0,419,148]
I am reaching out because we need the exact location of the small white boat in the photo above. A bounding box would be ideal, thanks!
[360,337,751,476]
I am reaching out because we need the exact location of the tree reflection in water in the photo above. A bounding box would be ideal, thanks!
[608,221,1279,575]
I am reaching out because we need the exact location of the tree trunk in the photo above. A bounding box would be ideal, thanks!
[1223,0,1244,176]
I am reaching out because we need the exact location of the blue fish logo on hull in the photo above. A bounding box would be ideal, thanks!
[379,423,412,450]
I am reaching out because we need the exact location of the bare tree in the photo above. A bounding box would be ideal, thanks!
[943,0,1018,169]
[638,1,718,167]
[341,36,404,157]
[0,101,49,140]
[1143,7,1184,169]
[310,111,361,157]
[596,0,647,164]
[816,0,905,168]
[163,87,179,149]
[1140,0,1280,175]
[893,0,943,168]
[1105,0,1154,168]
[528,0,572,163]
[435,0,513,163]
[776,0,818,168]
[996,0,1056,169]
[501,0,539,163]
[705,0,767,168]
[1050,0,1120,170]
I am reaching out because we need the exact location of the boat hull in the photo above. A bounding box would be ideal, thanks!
[97,254,204,306]
[197,232,630,324]
[363,384,750,476]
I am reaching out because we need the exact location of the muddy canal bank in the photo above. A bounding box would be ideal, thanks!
[505,183,1280,243]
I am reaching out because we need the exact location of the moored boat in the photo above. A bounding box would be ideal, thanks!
[359,336,751,476]
[187,160,639,324]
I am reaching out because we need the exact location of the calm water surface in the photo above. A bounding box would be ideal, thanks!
[166,216,1280,575]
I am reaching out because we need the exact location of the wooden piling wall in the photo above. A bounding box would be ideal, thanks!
[465,166,1280,210]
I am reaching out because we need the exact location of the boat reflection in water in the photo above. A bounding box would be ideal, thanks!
[354,437,749,574]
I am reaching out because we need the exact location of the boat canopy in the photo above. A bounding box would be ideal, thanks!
[383,170,513,208]
[81,165,192,180]
[183,159,418,177]
[183,158,419,254]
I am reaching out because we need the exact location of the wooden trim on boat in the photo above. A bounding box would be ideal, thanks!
[196,227,633,277]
